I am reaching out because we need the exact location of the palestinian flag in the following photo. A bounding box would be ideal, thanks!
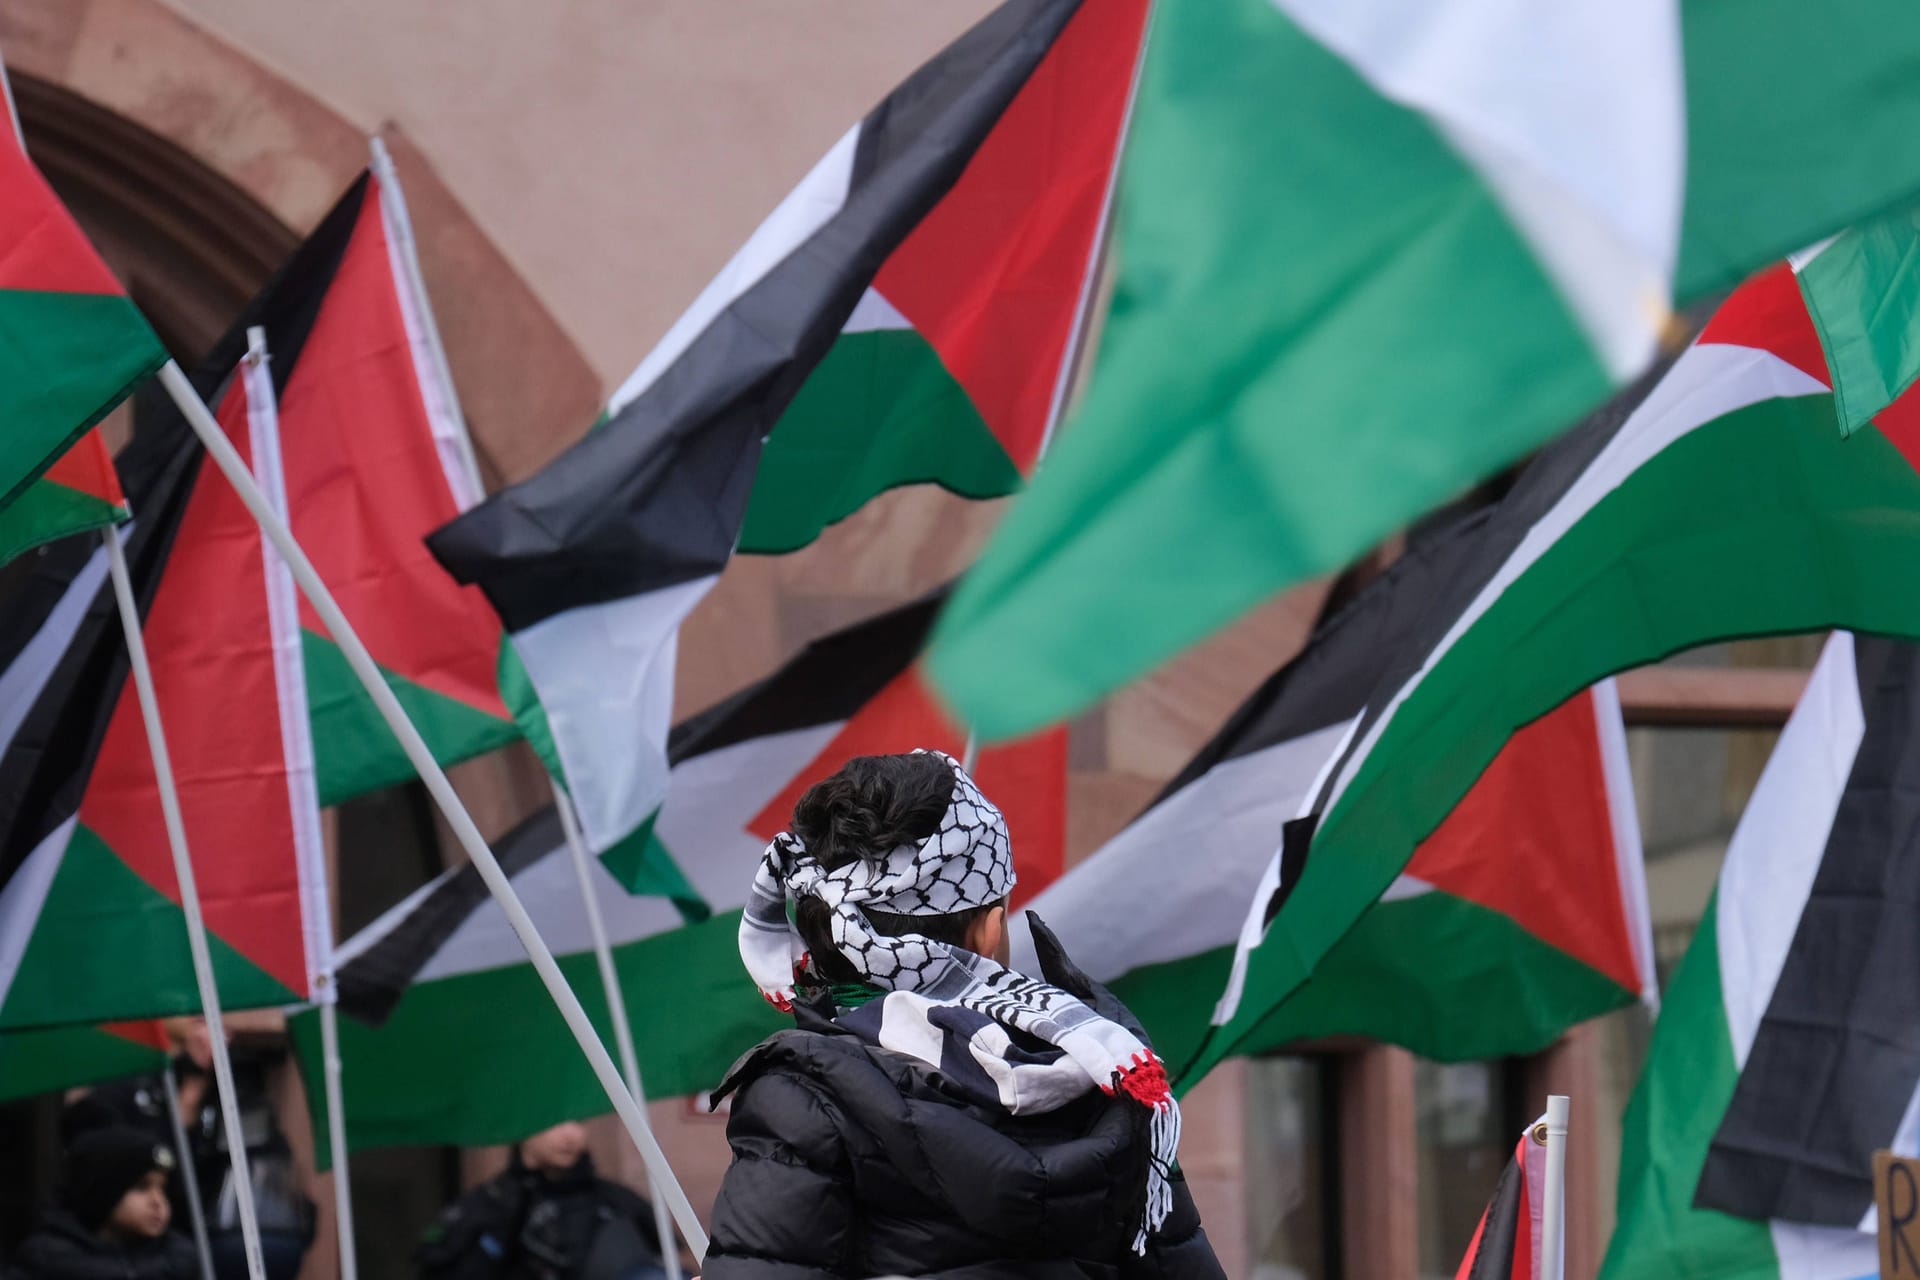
[295,592,1064,1161]
[0,85,160,559]
[1601,632,1915,1280]
[0,1020,169,1103]
[1016,517,1654,1079]
[0,346,330,1029]
[427,0,1141,872]
[268,172,516,804]
[928,0,1920,742]
[1186,236,1920,1086]
[1454,1114,1560,1280]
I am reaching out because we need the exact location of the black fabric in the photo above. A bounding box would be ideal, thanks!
[1463,1149,1524,1280]
[5,1210,196,1280]
[415,1154,662,1280]
[427,0,1083,633]
[0,174,369,889]
[668,587,944,761]
[703,930,1223,1280]
[336,806,564,1025]
[1696,633,1920,1226]
[64,1129,171,1232]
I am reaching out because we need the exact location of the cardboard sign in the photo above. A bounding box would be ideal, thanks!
[1878,1150,1920,1278]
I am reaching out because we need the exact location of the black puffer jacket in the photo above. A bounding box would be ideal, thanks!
[702,923,1224,1279]
[7,1210,198,1280]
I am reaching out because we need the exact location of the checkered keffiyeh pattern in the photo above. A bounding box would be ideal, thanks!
[738,750,1180,1252]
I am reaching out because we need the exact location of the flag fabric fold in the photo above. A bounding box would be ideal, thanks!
[427,0,1139,869]
[1454,1113,1558,1280]
[1601,631,1914,1280]
[1185,251,1920,1087]
[1016,515,1654,1078]
[927,0,1920,742]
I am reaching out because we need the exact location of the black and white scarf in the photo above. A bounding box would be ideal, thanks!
[739,750,1179,1251]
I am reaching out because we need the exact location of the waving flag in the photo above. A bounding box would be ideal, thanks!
[428,0,1140,874]
[1454,1114,1561,1280]
[1186,247,1920,1087]
[1602,633,1915,1280]
[1017,516,1653,1077]
[929,0,1920,741]
[0,1020,169,1102]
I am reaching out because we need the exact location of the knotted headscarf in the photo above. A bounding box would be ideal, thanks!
[739,749,1179,1251]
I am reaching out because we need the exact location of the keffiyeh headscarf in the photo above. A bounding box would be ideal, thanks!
[739,750,1180,1252]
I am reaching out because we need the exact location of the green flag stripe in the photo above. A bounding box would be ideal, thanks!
[304,629,519,807]
[1599,897,1778,1279]
[0,1023,169,1103]
[0,477,123,566]
[0,824,296,1030]
[742,326,1022,555]
[294,909,779,1168]
[1794,208,1920,437]
[0,289,165,509]
[1122,889,1640,1085]
[927,0,1607,739]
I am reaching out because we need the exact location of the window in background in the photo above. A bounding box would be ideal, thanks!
[1246,1055,1333,1280]
[1415,1058,1518,1280]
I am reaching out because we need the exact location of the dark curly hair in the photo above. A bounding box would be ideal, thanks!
[790,752,1003,983]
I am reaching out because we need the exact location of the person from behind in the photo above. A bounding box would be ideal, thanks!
[701,749,1225,1278]
[9,1126,197,1280]
[417,1120,669,1280]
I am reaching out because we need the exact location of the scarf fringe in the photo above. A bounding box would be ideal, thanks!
[1116,1057,1180,1256]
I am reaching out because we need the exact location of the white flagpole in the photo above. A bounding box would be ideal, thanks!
[153,361,708,1260]
[554,790,683,1280]
[161,1065,217,1280]
[316,1002,358,1280]
[103,523,268,1280]
[368,136,689,1271]
[240,324,358,1280]
[1540,1093,1571,1280]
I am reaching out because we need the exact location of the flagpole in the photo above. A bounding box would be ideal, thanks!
[153,361,709,1261]
[103,523,269,1280]
[316,1002,359,1280]
[1540,1093,1570,1280]
[161,1065,217,1280]
[366,142,690,1267]
[553,790,683,1280]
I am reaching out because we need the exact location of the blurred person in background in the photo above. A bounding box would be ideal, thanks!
[417,1120,669,1280]
[7,1126,197,1280]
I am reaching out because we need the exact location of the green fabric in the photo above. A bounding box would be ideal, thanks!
[1670,0,1920,298]
[0,824,296,1030]
[1194,392,1920,1081]
[826,978,885,1011]
[595,812,711,919]
[1795,207,1920,436]
[1598,899,1780,1280]
[498,635,563,785]
[1115,890,1638,1090]
[293,909,783,1169]
[304,629,519,807]
[927,0,1607,740]
[742,327,1022,554]
[0,289,164,509]
[0,1023,168,1103]
[0,476,123,569]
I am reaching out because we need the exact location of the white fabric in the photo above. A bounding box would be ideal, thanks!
[1769,1220,1879,1280]
[1717,633,1863,1066]
[608,127,859,417]
[511,575,717,856]
[241,348,333,1001]
[0,541,111,759]
[841,287,913,336]
[0,817,74,1004]
[1275,0,1685,378]
[1594,678,1659,1010]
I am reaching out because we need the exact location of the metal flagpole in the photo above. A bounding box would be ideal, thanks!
[554,790,683,1280]
[317,1003,358,1280]
[104,523,268,1280]
[154,361,709,1260]
[368,135,689,1272]
[1540,1093,1571,1280]
[161,1066,217,1280]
